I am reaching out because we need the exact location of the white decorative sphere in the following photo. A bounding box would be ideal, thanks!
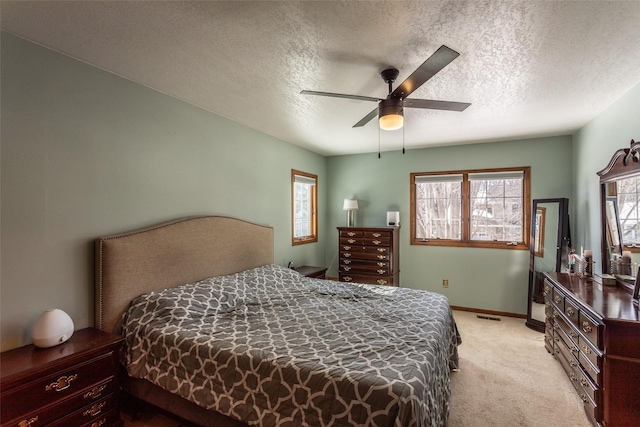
[31,309,74,348]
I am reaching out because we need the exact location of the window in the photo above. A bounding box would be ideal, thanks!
[616,176,640,249]
[410,167,530,249]
[292,169,318,245]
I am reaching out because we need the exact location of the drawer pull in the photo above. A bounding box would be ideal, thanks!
[377,255,386,260]
[581,378,589,387]
[46,374,78,392]
[91,420,107,427]
[377,269,386,274]
[377,248,387,253]
[344,253,351,258]
[566,307,575,317]
[580,394,588,403]
[372,233,382,237]
[571,346,579,355]
[347,232,356,236]
[343,259,351,264]
[569,331,578,339]
[570,359,578,367]
[570,373,577,381]
[582,345,592,355]
[377,279,387,285]
[582,321,592,333]
[17,416,38,427]
[84,384,107,399]
[347,239,356,244]
[372,240,382,245]
[342,246,351,250]
[377,262,386,267]
[343,266,351,271]
[343,276,352,282]
[83,401,106,417]
[554,295,562,304]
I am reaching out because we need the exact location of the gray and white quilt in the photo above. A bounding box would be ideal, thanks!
[120,264,461,427]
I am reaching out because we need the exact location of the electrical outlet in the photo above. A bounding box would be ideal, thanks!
[443,279,449,288]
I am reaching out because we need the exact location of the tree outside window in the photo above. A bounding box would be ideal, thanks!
[410,167,530,249]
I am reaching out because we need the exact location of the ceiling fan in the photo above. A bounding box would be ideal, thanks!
[301,45,471,131]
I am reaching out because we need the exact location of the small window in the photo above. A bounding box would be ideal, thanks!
[292,170,318,245]
[410,167,530,249]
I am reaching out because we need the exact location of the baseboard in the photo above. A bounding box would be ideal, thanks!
[451,305,526,319]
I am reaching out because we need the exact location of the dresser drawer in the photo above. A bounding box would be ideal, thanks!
[578,311,601,349]
[564,298,580,326]
[552,288,565,311]
[340,230,363,238]
[364,236,390,246]
[341,251,389,262]
[46,394,115,427]
[339,273,395,286]
[1,351,117,424]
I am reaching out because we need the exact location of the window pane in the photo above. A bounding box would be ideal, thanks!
[471,177,523,241]
[617,176,640,246]
[293,181,312,238]
[415,179,462,240]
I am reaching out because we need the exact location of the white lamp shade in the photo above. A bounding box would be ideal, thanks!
[343,199,359,210]
[31,309,74,348]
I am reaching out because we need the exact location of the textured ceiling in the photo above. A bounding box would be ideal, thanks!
[2,1,640,156]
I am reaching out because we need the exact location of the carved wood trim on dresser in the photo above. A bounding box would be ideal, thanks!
[543,272,640,427]
[337,226,399,286]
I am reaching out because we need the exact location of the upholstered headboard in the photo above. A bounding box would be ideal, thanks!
[95,216,274,333]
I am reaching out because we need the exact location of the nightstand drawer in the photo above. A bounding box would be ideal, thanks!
[1,351,117,424]
[47,394,116,427]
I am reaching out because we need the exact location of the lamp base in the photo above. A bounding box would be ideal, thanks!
[346,210,355,227]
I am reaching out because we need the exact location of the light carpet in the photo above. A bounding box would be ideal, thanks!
[449,309,591,427]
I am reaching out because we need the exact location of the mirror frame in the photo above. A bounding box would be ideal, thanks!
[526,198,570,332]
[597,139,640,281]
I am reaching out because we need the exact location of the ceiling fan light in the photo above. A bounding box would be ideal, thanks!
[379,113,404,131]
[378,99,404,131]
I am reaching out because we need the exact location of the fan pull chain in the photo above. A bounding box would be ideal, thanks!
[402,120,405,154]
[378,124,381,159]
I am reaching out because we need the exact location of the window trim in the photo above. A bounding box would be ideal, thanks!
[410,167,530,250]
[291,169,318,245]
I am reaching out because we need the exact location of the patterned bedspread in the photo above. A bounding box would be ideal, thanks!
[120,264,461,427]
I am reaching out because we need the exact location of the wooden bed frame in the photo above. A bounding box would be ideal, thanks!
[95,216,273,426]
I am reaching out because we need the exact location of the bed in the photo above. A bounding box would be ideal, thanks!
[95,216,460,427]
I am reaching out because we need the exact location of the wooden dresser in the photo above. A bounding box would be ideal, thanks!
[543,272,640,427]
[337,226,399,286]
[1,328,124,427]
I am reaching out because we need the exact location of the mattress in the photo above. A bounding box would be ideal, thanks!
[119,264,460,427]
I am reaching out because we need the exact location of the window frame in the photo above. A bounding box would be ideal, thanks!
[291,169,318,245]
[410,167,530,250]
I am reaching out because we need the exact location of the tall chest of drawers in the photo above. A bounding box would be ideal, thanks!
[1,328,123,427]
[337,226,399,286]
[543,272,640,427]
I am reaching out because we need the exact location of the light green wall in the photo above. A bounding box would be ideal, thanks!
[0,32,326,350]
[326,136,573,314]
[572,81,640,271]
[3,30,639,352]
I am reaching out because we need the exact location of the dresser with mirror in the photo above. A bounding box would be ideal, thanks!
[539,140,640,427]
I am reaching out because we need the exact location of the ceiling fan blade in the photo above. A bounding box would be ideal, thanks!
[300,90,382,103]
[390,45,460,99]
[404,99,471,112]
[353,108,378,128]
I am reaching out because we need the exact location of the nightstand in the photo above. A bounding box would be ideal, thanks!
[295,265,328,279]
[1,327,124,427]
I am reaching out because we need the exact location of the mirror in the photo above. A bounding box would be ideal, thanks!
[526,198,570,332]
[598,139,640,289]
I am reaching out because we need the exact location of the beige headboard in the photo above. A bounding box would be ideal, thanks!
[95,216,274,333]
